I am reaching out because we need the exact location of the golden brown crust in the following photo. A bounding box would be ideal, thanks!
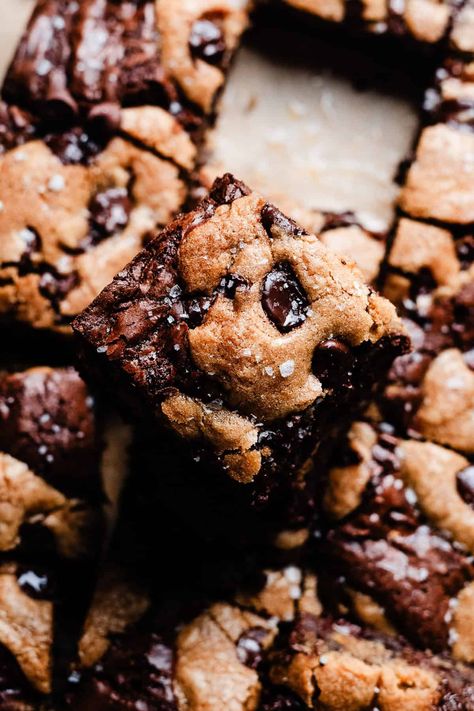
[0,565,52,694]
[399,125,474,224]
[413,349,474,454]
[174,602,276,711]
[157,0,250,114]
[180,194,403,423]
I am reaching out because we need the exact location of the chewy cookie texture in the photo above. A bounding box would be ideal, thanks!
[66,558,474,711]
[0,0,251,334]
[73,174,408,544]
[0,562,56,708]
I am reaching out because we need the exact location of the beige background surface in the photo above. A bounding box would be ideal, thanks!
[1,1,419,230]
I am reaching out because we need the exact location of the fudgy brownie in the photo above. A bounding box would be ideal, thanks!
[0,561,56,707]
[268,611,474,710]
[318,421,474,660]
[0,366,106,559]
[73,174,408,545]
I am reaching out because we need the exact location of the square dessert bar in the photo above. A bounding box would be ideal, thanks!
[73,174,408,543]
[268,612,474,710]
[3,0,250,125]
[0,366,107,559]
[382,218,473,453]
[319,421,474,660]
[0,0,251,335]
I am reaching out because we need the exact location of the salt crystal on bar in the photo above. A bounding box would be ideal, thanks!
[279,360,295,377]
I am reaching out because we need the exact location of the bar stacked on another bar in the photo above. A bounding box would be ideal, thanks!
[72,173,408,549]
[0,0,251,334]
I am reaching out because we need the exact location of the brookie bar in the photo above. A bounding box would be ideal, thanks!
[0,366,106,559]
[72,174,408,546]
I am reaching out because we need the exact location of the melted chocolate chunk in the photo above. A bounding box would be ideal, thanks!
[218,273,249,299]
[236,627,268,669]
[189,15,226,66]
[39,269,80,306]
[88,188,132,244]
[456,466,474,508]
[261,203,306,238]
[262,263,309,332]
[324,437,474,652]
[456,234,474,270]
[44,127,105,165]
[312,339,353,389]
[209,173,250,205]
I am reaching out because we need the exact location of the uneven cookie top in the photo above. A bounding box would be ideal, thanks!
[269,613,474,710]
[382,218,474,448]
[73,174,407,486]
[321,422,474,660]
[283,0,456,43]
[0,130,187,332]
[71,564,309,711]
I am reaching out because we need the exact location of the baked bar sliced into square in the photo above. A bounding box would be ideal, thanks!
[73,174,408,544]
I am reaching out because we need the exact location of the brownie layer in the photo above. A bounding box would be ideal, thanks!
[0,366,105,559]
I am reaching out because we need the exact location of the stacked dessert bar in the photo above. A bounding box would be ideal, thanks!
[0,1,473,710]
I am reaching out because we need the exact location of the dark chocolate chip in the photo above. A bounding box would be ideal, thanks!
[88,187,132,243]
[218,273,248,299]
[262,262,309,332]
[210,173,250,205]
[189,15,226,65]
[456,466,474,508]
[312,339,353,389]
[39,270,79,303]
[456,234,474,270]
[186,295,214,328]
[261,203,306,238]
[236,627,267,669]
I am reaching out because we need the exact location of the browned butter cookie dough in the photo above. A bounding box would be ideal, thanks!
[73,174,408,545]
